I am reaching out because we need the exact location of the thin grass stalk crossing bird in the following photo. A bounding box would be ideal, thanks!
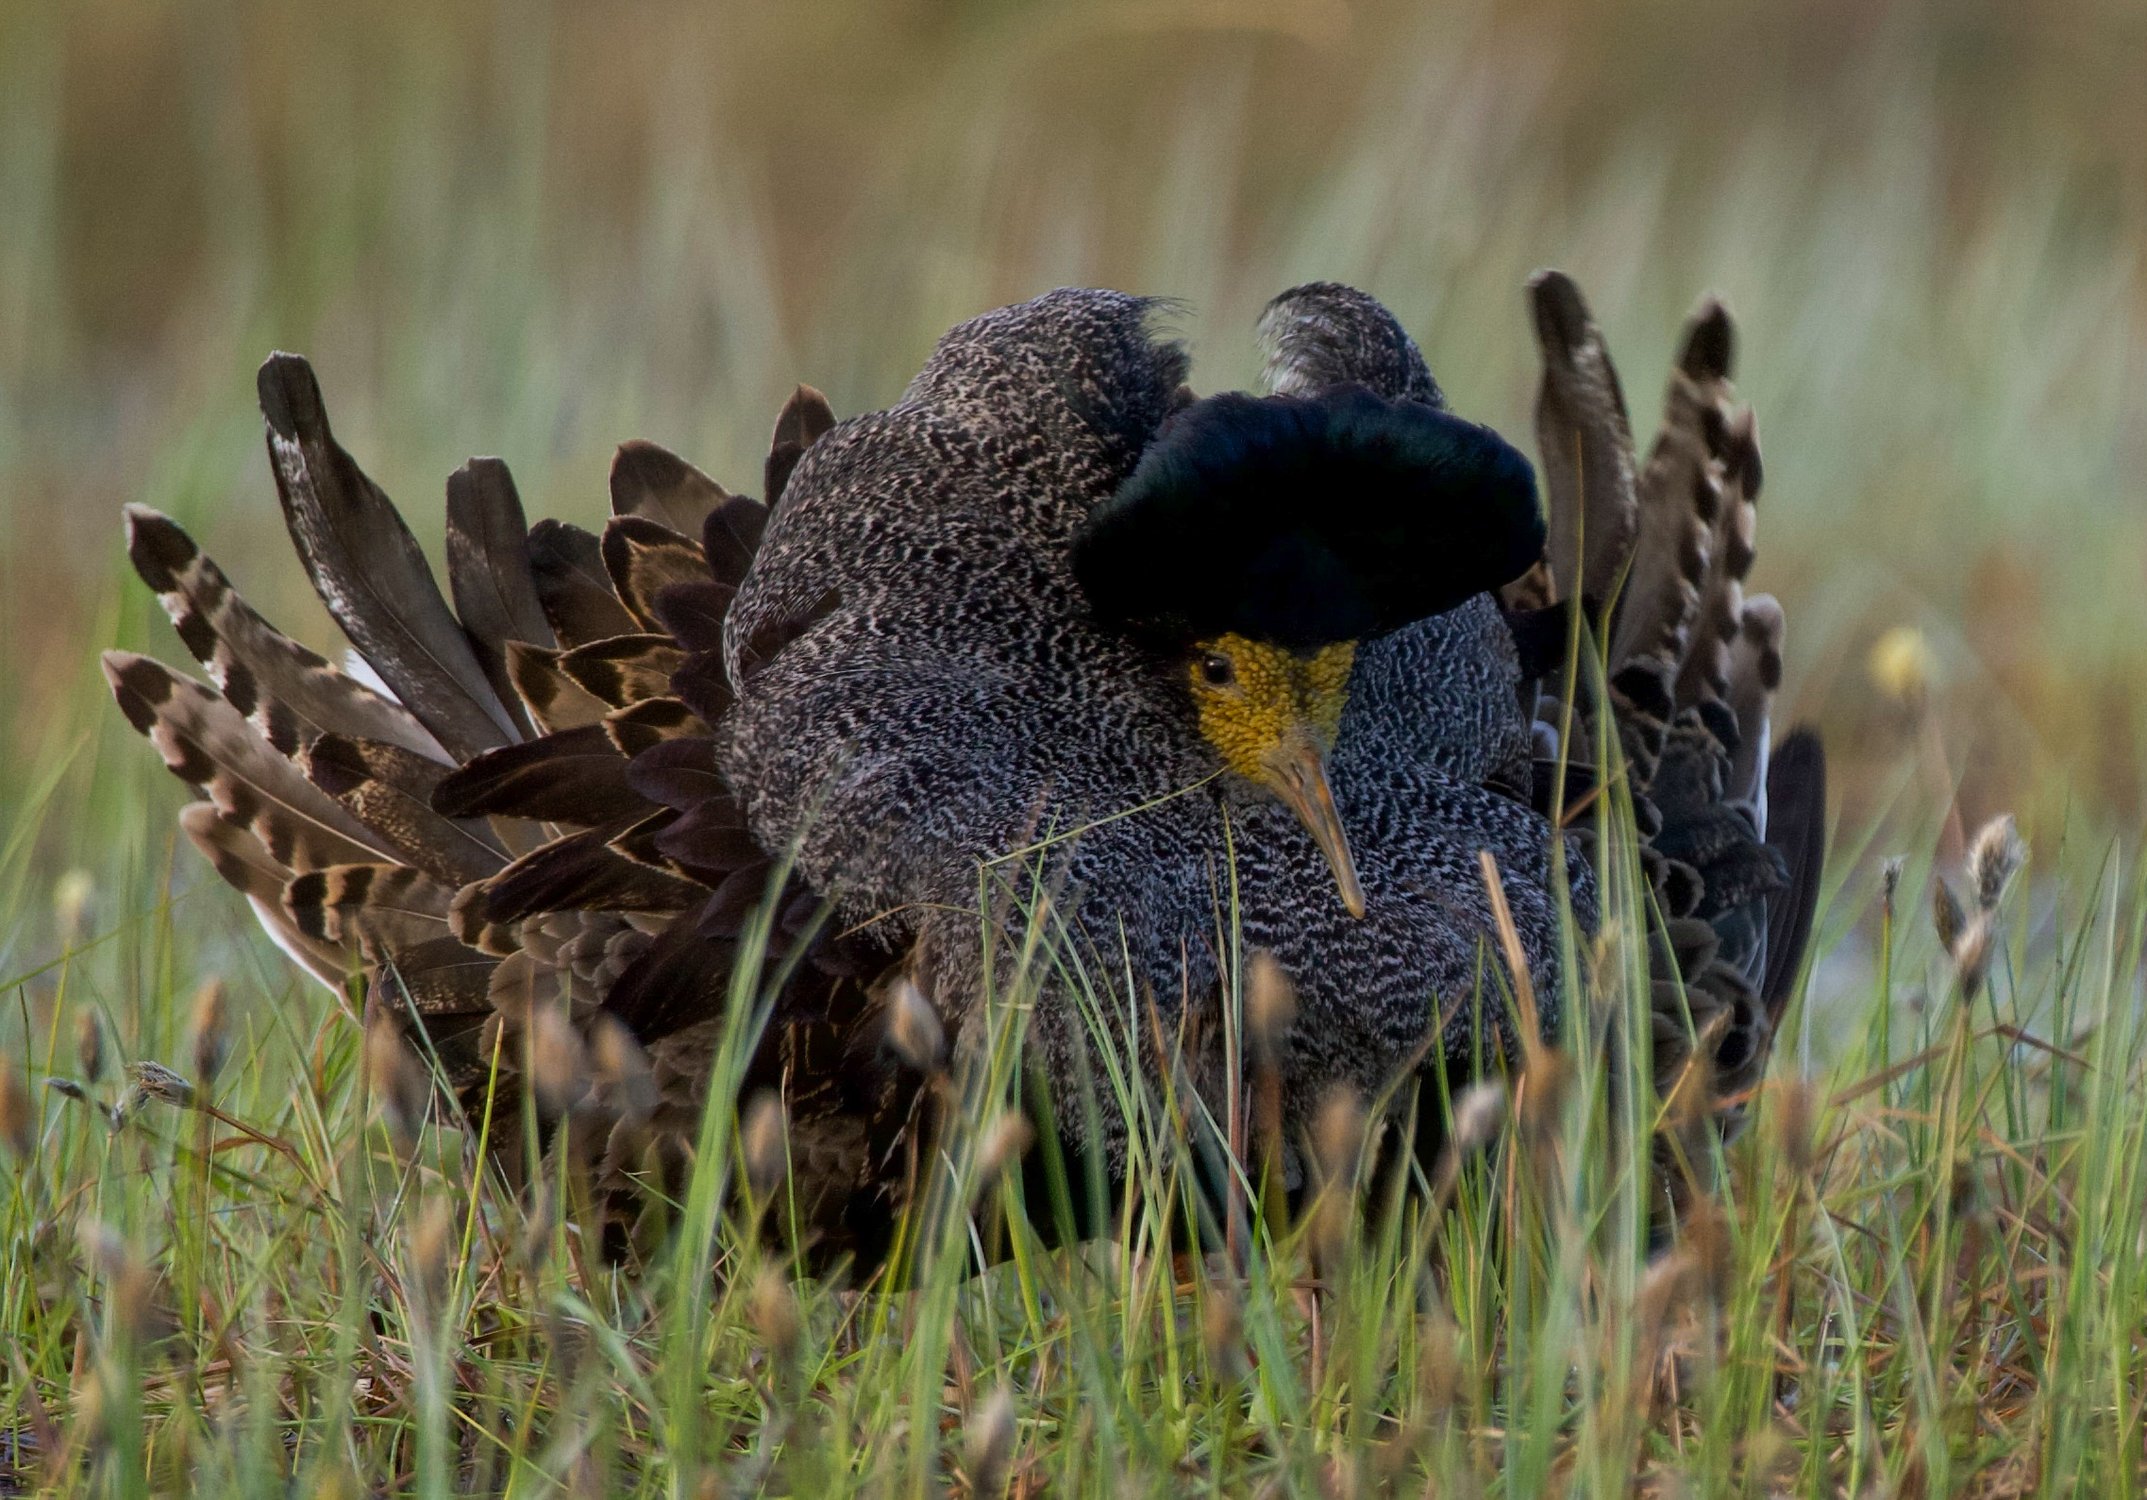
[107,274,1823,1272]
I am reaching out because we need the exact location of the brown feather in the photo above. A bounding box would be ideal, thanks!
[528,519,639,647]
[600,516,710,632]
[609,439,731,537]
[445,457,551,738]
[106,651,396,872]
[603,698,706,758]
[559,634,686,709]
[764,384,836,508]
[1606,299,1736,700]
[124,505,445,760]
[283,863,456,953]
[299,733,508,885]
[256,353,518,758]
[176,803,354,990]
[506,641,611,733]
[468,825,705,927]
[1525,271,1638,611]
[430,723,646,826]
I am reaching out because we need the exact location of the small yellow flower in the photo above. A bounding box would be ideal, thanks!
[1867,624,1935,705]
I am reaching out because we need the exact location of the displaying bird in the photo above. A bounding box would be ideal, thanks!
[107,273,1822,1271]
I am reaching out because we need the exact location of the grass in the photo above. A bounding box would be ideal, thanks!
[5,735,2146,1494]
[4,0,2147,1492]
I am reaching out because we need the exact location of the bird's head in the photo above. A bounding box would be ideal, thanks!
[1074,385,1542,918]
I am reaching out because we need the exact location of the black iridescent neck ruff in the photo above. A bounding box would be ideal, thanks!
[1073,384,1544,650]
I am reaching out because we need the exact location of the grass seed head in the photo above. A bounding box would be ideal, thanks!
[964,1381,1018,1498]
[1246,949,1297,1066]
[1931,876,1968,958]
[1450,1080,1508,1155]
[75,1009,107,1085]
[1867,623,1933,708]
[975,1108,1035,1190]
[363,1009,430,1144]
[407,1197,456,1313]
[741,1089,789,1200]
[81,1220,155,1343]
[1774,1077,1818,1181]
[53,867,95,946]
[883,970,946,1073]
[1313,1084,1366,1189]
[1967,813,2026,913]
[1202,1284,1249,1383]
[123,1060,196,1114]
[188,977,229,1088]
[588,1014,656,1123]
[0,1059,32,1158]
[528,1001,589,1117]
[749,1266,800,1367]
[1881,856,1906,922]
[1952,913,1993,997]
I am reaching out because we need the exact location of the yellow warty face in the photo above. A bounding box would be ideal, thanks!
[1186,633,1357,781]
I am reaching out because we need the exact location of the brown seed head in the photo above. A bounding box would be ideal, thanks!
[124,1060,197,1110]
[1931,877,1967,959]
[407,1197,456,1313]
[741,1090,789,1200]
[528,1001,588,1118]
[1313,1084,1366,1190]
[883,971,946,1073]
[976,1109,1035,1189]
[1245,950,1297,1067]
[588,1015,657,1123]
[0,1059,32,1159]
[188,978,230,1088]
[964,1381,1019,1499]
[81,1220,155,1343]
[1966,814,2026,914]
[1202,1284,1249,1383]
[75,1010,107,1086]
[364,1009,431,1143]
[1880,856,1905,923]
[1774,1077,1817,1181]
[1952,913,1992,998]
[749,1266,801,1366]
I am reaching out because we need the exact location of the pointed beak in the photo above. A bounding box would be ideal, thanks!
[1263,735,1366,919]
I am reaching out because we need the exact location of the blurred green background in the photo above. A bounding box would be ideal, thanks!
[2,0,2144,914]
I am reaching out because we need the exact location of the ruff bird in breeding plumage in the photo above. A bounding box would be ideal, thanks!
[107,275,1823,1272]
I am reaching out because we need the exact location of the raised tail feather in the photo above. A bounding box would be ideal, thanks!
[1515,271,1826,1139]
[111,355,914,1268]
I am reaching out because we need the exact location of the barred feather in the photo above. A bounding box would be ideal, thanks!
[106,652,396,872]
[124,505,444,760]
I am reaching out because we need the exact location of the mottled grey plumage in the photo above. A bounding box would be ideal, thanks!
[722,289,1579,1174]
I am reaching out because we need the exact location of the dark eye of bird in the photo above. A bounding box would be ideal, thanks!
[1199,653,1234,688]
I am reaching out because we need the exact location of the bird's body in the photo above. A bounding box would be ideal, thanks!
[107,275,1823,1271]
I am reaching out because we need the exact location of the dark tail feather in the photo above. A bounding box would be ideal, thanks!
[445,457,551,738]
[1760,729,1826,1021]
[257,353,520,759]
